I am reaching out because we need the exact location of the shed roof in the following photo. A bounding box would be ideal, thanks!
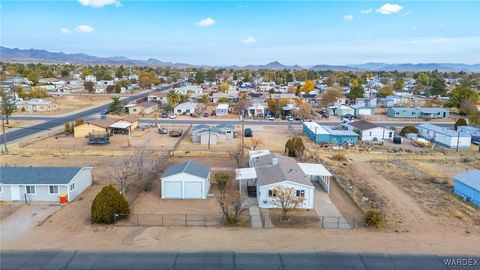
[298,163,332,177]
[454,170,480,191]
[348,120,381,131]
[87,118,117,128]
[0,167,83,185]
[161,160,210,179]
[417,123,470,137]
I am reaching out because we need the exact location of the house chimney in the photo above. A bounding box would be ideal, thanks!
[272,158,278,166]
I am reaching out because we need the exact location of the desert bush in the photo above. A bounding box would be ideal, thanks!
[91,185,130,224]
[399,126,418,136]
[214,172,230,195]
[75,118,85,127]
[330,153,348,162]
[454,118,467,130]
[364,208,386,229]
[64,122,71,134]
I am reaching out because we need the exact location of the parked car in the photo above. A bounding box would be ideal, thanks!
[158,127,168,134]
[190,113,197,118]
[169,114,177,119]
[281,115,286,120]
[287,116,294,121]
[100,110,109,115]
[267,116,275,121]
[203,112,209,117]
[161,112,168,118]
[244,128,253,137]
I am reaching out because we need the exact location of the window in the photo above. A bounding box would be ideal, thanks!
[49,185,59,195]
[70,183,75,191]
[389,132,393,138]
[268,190,277,197]
[395,112,399,115]
[296,190,305,197]
[0,185,2,193]
[369,132,372,136]
[26,185,36,195]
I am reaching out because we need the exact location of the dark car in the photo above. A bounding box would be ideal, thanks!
[161,112,168,118]
[100,110,109,115]
[244,128,253,137]
[203,112,210,117]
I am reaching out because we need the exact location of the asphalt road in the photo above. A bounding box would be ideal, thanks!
[1,250,476,270]
[1,84,174,144]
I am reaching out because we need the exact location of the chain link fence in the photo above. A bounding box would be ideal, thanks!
[114,213,227,227]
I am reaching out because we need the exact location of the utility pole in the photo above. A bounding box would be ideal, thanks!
[1,115,8,154]
[241,110,245,165]
[208,127,211,150]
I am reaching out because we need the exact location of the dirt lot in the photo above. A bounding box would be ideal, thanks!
[20,127,186,154]
[244,125,297,153]
[314,146,480,235]
[13,95,112,116]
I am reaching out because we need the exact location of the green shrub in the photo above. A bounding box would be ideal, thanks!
[364,208,386,229]
[330,153,348,162]
[399,126,418,136]
[454,118,467,130]
[64,122,71,134]
[91,185,130,224]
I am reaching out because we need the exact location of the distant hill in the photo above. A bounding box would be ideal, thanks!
[1,46,479,72]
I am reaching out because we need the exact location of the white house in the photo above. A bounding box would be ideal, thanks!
[346,120,394,141]
[216,103,229,116]
[175,85,203,95]
[417,123,471,149]
[235,151,333,209]
[247,104,267,118]
[191,124,235,145]
[0,167,92,202]
[147,92,168,103]
[174,102,197,115]
[160,161,211,199]
[84,75,97,82]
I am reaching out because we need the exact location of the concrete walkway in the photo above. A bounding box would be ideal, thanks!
[259,208,274,228]
[248,206,263,228]
[0,204,61,245]
[312,182,350,229]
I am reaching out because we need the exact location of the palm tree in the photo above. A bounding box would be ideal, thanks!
[167,90,180,106]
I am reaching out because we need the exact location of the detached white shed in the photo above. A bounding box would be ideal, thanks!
[160,160,211,199]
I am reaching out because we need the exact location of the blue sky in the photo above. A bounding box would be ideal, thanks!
[1,0,479,65]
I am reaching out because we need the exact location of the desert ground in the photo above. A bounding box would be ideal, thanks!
[13,95,112,116]
[1,126,479,255]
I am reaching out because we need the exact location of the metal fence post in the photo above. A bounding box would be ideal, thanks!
[337,217,340,229]
[185,214,188,227]
[137,214,139,226]
[204,215,207,227]
[161,214,164,226]
[352,217,356,229]
[321,216,324,228]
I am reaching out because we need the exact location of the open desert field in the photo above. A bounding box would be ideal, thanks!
[13,95,112,116]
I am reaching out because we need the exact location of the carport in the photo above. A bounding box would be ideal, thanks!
[298,163,332,193]
[109,122,132,135]
[235,168,257,197]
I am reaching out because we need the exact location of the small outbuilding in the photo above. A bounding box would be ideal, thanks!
[160,161,211,199]
[346,120,394,142]
[215,103,229,116]
[417,123,471,149]
[453,170,480,207]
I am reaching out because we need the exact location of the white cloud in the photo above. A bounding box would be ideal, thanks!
[376,3,403,15]
[344,15,353,21]
[60,27,70,34]
[75,25,95,33]
[78,0,121,8]
[360,9,373,14]
[195,18,215,27]
[242,36,257,45]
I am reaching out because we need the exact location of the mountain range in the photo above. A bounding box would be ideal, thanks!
[1,46,479,72]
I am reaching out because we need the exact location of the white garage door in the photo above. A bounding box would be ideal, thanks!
[184,181,203,199]
[164,181,182,199]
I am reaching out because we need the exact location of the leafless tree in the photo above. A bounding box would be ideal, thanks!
[217,190,248,225]
[271,186,305,221]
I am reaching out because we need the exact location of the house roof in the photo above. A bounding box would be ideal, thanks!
[454,170,480,191]
[175,102,196,108]
[0,167,83,185]
[161,160,210,179]
[216,103,229,109]
[87,118,118,128]
[348,120,381,131]
[136,101,156,108]
[417,123,470,138]
[254,154,313,187]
